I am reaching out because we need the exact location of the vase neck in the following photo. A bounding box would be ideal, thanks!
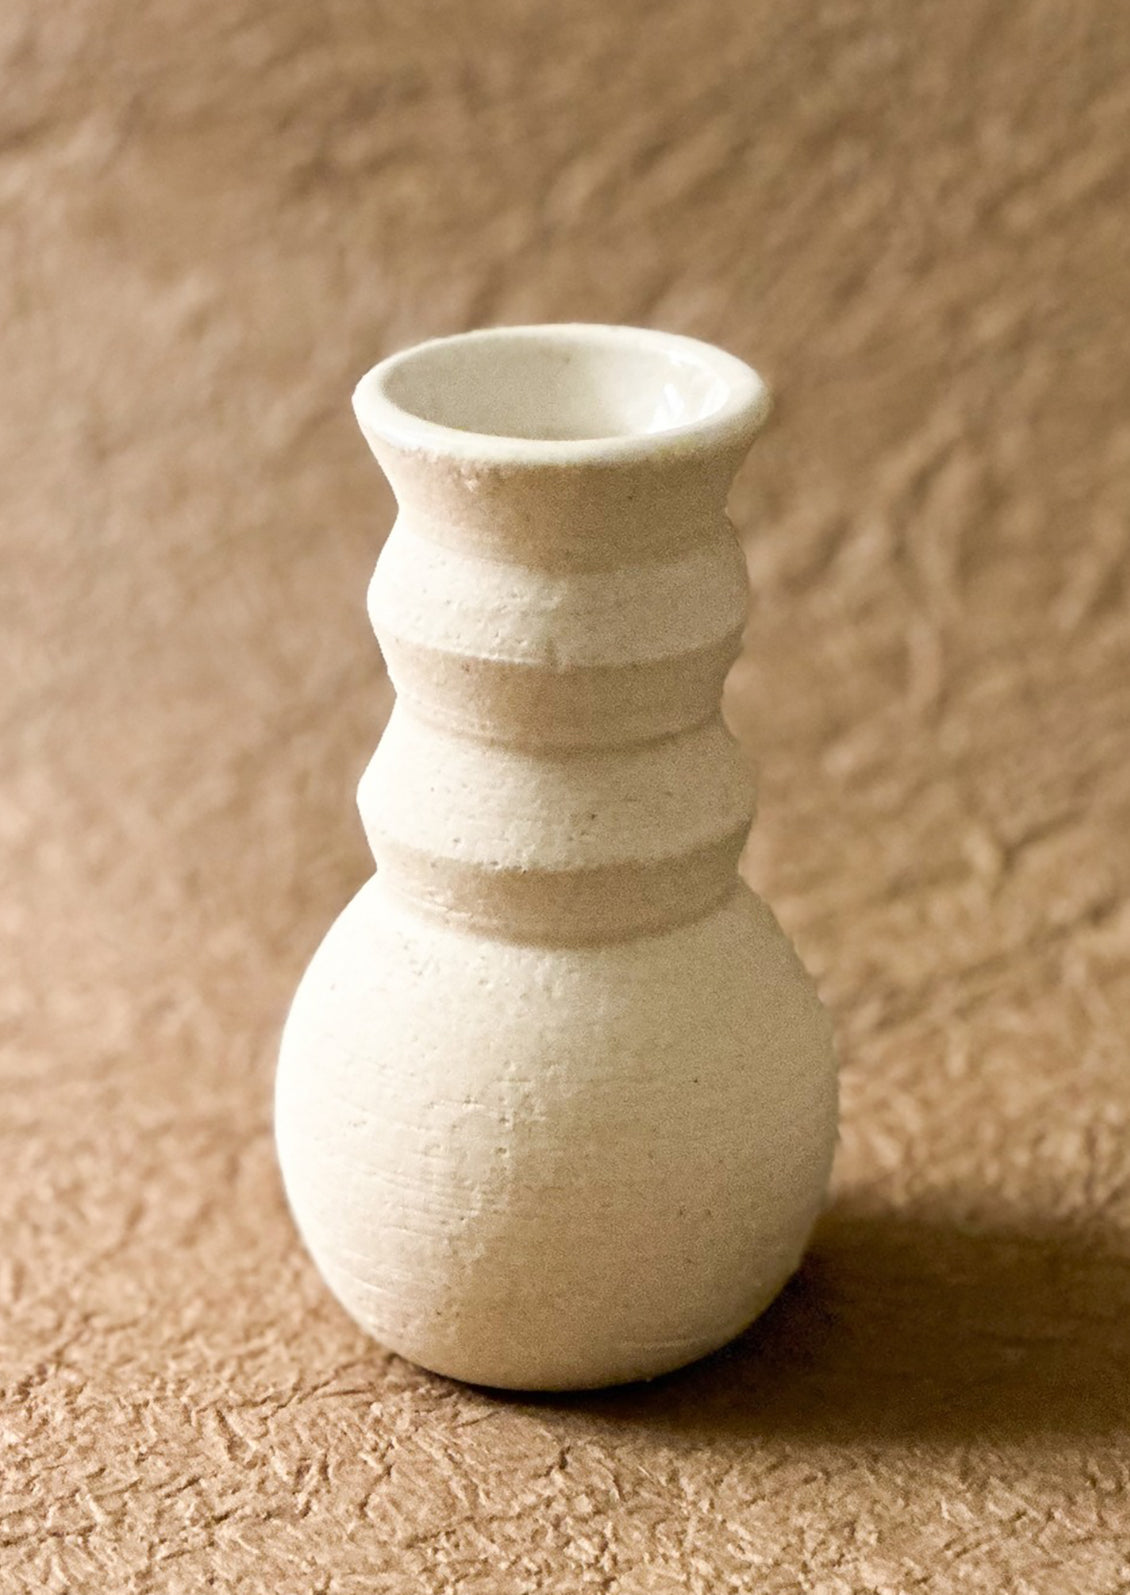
[352,327,766,942]
[366,440,749,574]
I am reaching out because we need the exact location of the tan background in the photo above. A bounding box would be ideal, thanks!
[4,1,1130,1590]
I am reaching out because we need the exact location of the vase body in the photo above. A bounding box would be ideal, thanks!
[276,325,837,1390]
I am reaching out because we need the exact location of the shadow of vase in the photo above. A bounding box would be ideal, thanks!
[503,1201,1130,1445]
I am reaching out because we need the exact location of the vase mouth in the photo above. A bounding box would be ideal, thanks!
[353,324,771,466]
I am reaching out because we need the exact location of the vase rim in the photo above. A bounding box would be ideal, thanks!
[353,323,771,467]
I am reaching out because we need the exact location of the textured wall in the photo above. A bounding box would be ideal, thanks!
[3,1,1129,1590]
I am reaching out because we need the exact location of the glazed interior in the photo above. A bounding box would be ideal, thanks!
[380,327,738,443]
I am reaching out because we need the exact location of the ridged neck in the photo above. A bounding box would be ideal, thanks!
[354,326,768,944]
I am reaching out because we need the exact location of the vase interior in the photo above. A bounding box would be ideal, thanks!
[380,327,737,443]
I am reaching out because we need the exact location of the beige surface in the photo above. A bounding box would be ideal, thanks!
[3,1,1129,1589]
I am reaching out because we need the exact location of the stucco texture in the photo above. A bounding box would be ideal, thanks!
[3,1,1129,1590]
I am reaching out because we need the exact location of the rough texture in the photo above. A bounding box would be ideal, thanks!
[279,340,837,1391]
[2,0,1129,1589]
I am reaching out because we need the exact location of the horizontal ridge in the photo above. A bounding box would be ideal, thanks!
[359,710,755,943]
[373,841,748,945]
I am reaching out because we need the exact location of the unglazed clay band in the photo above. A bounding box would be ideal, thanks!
[372,828,750,945]
[379,629,745,749]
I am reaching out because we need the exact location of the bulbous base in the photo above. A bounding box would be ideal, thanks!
[276,877,837,1391]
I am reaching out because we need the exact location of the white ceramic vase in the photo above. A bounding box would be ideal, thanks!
[276,325,837,1390]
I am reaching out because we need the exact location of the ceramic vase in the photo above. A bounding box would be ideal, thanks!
[276,324,837,1390]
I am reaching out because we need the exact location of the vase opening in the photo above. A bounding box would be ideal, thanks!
[355,325,770,461]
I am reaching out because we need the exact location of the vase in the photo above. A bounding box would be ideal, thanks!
[275,324,837,1390]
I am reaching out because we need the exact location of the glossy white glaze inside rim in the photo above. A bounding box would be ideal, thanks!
[384,332,732,441]
[354,325,770,462]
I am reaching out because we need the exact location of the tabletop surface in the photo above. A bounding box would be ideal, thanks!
[4,2,1129,1590]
